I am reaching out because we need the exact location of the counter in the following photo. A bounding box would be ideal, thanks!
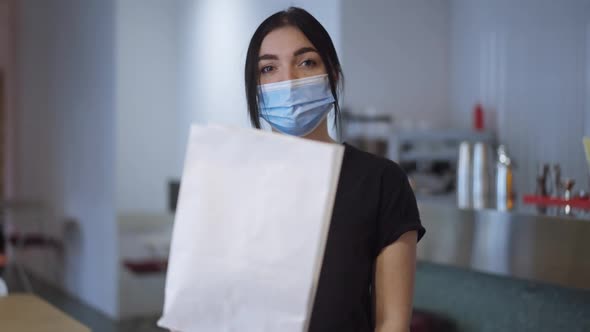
[0,294,91,332]
[416,202,590,290]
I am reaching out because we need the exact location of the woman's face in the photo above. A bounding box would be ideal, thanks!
[258,26,327,85]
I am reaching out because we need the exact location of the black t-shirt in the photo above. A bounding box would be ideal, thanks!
[308,143,426,332]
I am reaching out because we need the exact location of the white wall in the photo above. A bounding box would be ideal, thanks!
[340,0,450,128]
[116,0,184,214]
[114,0,341,213]
[17,0,118,318]
[587,21,590,138]
[450,0,590,195]
[115,0,187,318]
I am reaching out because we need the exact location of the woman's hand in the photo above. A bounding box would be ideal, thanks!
[374,230,418,332]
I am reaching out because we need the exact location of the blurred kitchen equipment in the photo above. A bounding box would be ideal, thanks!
[457,141,472,208]
[536,163,550,197]
[495,145,514,211]
[563,178,576,215]
[391,129,495,204]
[549,164,562,197]
[411,172,454,196]
[535,163,550,214]
[472,142,491,209]
[391,129,494,165]
[341,109,392,158]
[563,179,576,201]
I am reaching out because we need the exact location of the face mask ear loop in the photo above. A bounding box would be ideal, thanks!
[334,103,342,143]
[257,86,270,126]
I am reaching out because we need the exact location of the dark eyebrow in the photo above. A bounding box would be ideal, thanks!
[258,54,278,61]
[258,47,318,61]
[293,47,318,57]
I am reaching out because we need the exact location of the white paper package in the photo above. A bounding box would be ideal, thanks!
[158,125,344,332]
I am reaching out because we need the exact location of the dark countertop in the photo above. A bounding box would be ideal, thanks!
[414,262,590,332]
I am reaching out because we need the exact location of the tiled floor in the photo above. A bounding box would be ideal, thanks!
[3,267,164,332]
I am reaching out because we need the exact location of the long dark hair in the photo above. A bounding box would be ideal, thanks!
[244,7,343,132]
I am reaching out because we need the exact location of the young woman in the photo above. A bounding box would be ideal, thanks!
[244,7,425,332]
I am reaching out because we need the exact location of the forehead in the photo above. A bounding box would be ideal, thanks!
[259,26,314,56]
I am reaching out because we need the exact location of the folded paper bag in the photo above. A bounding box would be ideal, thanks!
[158,125,344,332]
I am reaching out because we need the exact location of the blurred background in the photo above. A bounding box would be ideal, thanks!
[0,0,589,331]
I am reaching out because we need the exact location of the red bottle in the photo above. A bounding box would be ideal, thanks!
[474,103,484,131]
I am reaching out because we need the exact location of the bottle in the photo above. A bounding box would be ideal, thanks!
[496,145,514,211]
[473,103,485,131]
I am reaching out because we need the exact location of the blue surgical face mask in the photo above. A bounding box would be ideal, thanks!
[258,74,335,137]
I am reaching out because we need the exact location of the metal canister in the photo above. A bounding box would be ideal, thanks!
[496,145,514,211]
[457,141,472,209]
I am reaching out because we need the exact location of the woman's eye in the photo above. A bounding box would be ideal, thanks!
[260,66,274,74]
[300,59,317,67]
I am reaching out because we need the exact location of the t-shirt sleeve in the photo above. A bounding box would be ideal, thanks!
[375,162,426,256]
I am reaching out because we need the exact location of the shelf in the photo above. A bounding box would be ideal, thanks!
[394,129,495,143]
[399,149,458,162]
[523,195,590,210]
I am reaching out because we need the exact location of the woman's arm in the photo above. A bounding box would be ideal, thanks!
[374,230,418,332]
